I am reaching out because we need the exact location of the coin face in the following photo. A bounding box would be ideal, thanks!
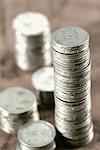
[0,87,37,114]
[52,26,89,52]
[18,120,56,148]
[13,12,50,35]
[32,67,54,92]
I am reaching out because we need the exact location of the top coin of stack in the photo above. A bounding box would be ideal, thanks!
[12,12,52,71]
[17,120,56,150]
[52,26,93,147]
[32,66,54,107]
[0,87,39,134]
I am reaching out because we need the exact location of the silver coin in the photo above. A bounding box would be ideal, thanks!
[20,142,56,150]
[12,12,52,71]
[16,143,22,150]
[32,67,54,92]
[18,120,56,149]
[0,87,39,134]
[63,123,93,140]
[52,26,93,146]
[64,126,93,147]
[13,12,50,35]
[0,87,37,114]
[32,67,54,106]
[52,26,89,54]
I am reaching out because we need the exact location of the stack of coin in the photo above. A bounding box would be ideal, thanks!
[0,87,39,134]
[13,12,52,71]
[32,66,54,107]
[17,120,56,150]
[52,26,93,147]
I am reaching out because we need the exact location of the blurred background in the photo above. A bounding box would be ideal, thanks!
[0,0,100,149]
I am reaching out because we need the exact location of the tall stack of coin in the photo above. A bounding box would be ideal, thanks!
[0,87,39,134]
[17,120,56,150]
[52,26,93,147]
[32,66,54,107]
[13,12,52,71]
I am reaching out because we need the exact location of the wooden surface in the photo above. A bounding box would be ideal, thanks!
[0,0,100,149]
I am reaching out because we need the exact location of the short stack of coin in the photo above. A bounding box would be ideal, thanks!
[32,66,54,107]
[13,12,52,71]
[52,26,93,147]
[17,120,56,150]
[0,87,39,134]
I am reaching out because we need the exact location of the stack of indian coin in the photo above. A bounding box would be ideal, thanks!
[32,66,54,107]
[17,120,56,150]
[13,12,52,71]
[0,87,39,134]
[52,26,94,147]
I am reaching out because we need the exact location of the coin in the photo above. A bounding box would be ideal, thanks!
[32,66,54,107]
[17,120,56,150]
[12,12,52,71]
[52,26,93,147]
[0,87,39,134]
